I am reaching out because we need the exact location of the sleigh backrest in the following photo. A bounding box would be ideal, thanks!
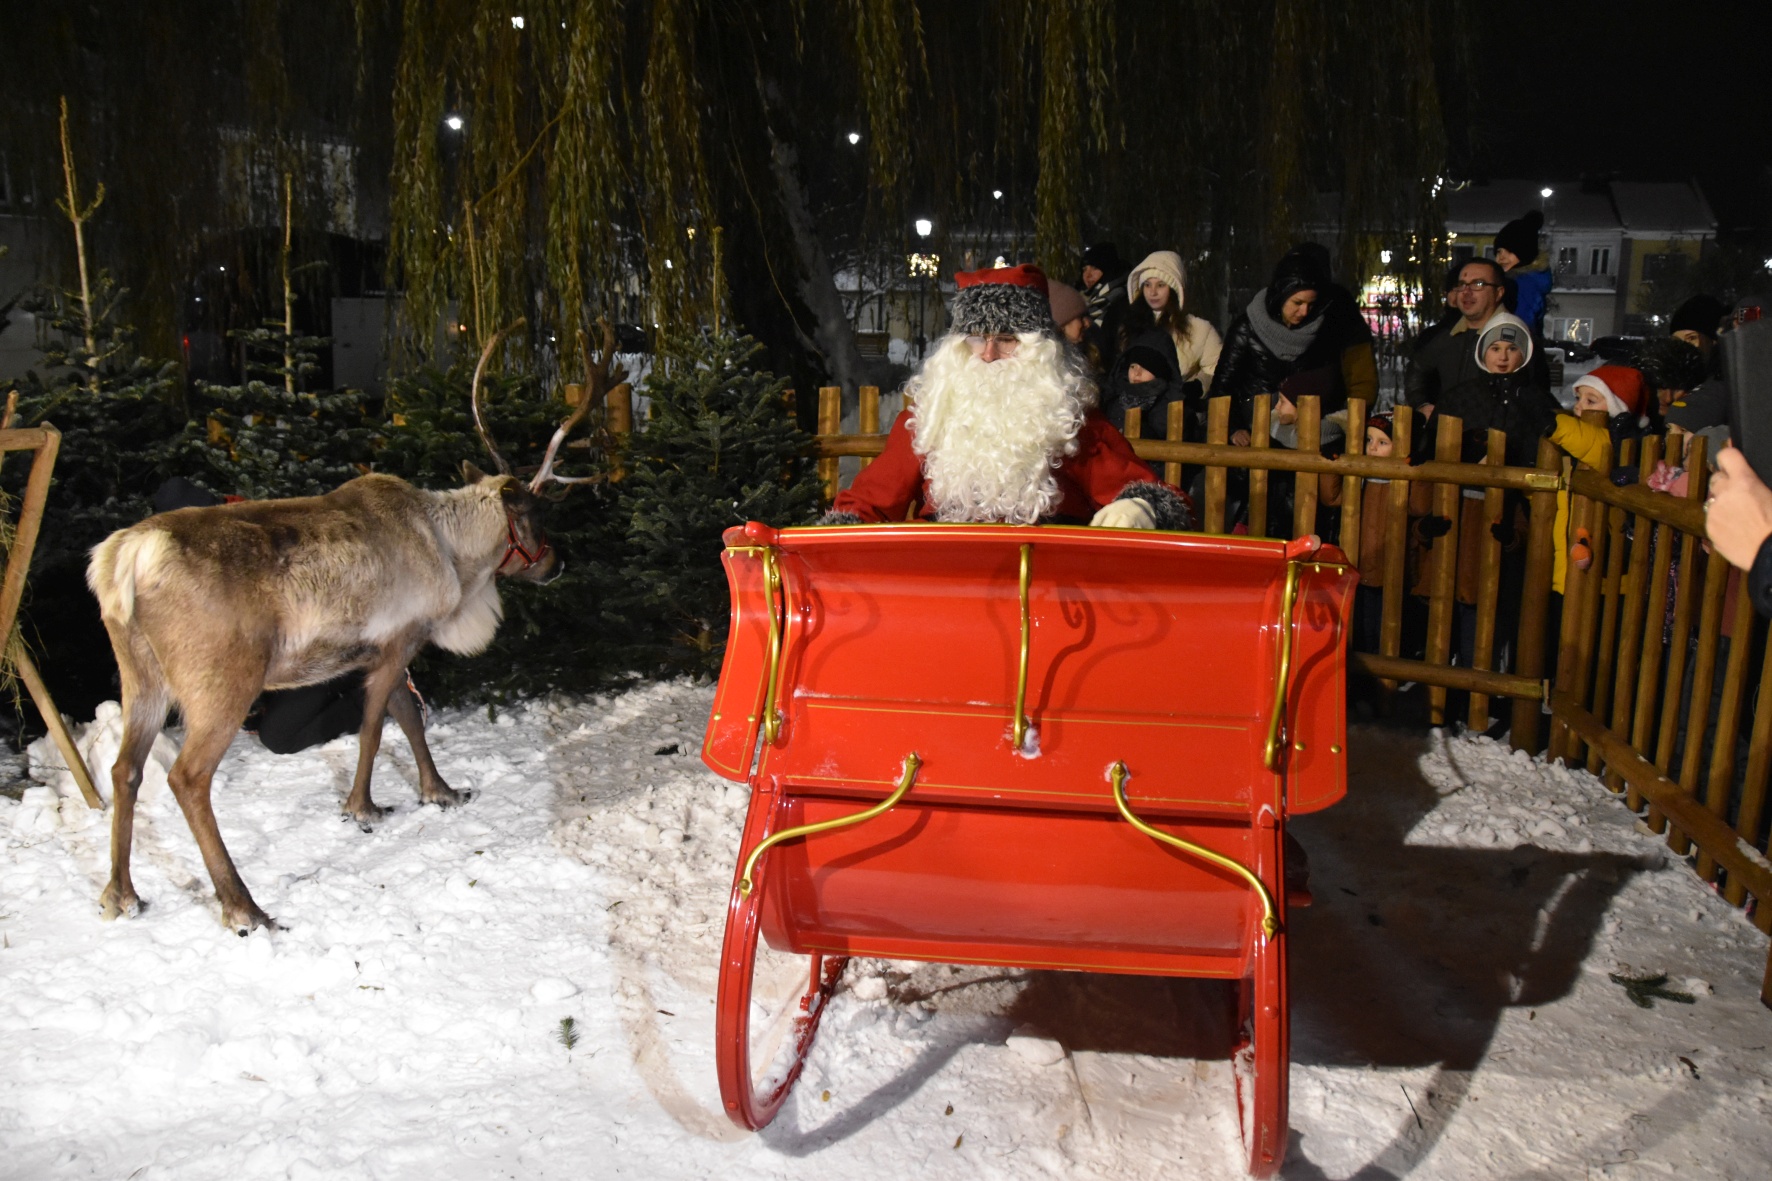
[705,522,1356,817]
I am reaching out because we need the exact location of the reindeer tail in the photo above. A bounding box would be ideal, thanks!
[88,529,171,626]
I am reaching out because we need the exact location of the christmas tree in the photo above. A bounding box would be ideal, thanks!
[618,331,821,673]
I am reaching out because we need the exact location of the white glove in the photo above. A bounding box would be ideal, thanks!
[1090,498,1156,530]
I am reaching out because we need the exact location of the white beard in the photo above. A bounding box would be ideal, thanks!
[909,334,1095,524]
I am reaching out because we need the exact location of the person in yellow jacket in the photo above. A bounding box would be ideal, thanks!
[1549,365,1650,594]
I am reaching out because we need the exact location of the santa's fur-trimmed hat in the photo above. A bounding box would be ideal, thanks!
[949,265,1053,336]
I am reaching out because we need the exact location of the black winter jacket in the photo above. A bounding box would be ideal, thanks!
[1431,370,1561,468]
[1214,315,1344,431]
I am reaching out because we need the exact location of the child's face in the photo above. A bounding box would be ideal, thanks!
[1573,386,1610,416]
[1485,339,1524,374]
[1273,393,1297,426]
[1366,427,1393,458]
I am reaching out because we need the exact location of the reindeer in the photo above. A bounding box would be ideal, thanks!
[85,320,593,934]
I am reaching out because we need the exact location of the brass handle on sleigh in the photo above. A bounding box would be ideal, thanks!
[1013,543,1032,751]
[738,753,923,896]
[1109,762,1279,940]
[727,544,786,744]
[1261,561,1303,773]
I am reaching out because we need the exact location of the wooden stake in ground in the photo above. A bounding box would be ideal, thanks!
[57,96,106,388]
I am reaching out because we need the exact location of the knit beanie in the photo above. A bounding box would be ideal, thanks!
[1670,294,1729,342]
[1081,242,1127,279]
[1127,250,1186,305]
[1119,331,1179,383]
[1474,311,1536,370]
[949,265,1053,335]
[1572,365,1646,418]
[1493,210,1544,266]
[1047,280,1087,329]
[1366,413,1393,441]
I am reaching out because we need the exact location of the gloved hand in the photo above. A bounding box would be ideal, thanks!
[1417,514,1452,549]
[1490,515,1517,547]
[1090,498,1157,530]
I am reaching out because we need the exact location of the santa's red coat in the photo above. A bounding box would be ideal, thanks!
[831,408,1162,524]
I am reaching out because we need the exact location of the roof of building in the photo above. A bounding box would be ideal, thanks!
[1446,180,1617,233]
[1610,180,1717,236]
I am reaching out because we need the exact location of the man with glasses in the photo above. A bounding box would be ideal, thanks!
[1404,258,1514,412]
[823,264,1191,530]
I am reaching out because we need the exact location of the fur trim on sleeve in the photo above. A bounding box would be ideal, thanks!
[815,509,864,526]
[1114,481,1194,531]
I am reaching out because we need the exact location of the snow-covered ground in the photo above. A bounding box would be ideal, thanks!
[4,682,1770,1180]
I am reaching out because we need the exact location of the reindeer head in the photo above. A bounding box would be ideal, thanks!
[462,461,563,584]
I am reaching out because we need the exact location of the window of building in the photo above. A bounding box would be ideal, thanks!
[1451,244,1475,268]
[1589,247,1612,276]
[1642,252,1681,283]
[1556,246,1579,273]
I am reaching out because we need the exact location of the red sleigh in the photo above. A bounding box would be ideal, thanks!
[701,520,1356,1176]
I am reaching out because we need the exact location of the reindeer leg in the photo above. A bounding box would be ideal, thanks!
[101,626,171,921]
[169,706,277,934]
[342,661,405,827]
[386,675,468,807]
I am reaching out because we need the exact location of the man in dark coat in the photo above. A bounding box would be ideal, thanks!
[1405,258,1549,408]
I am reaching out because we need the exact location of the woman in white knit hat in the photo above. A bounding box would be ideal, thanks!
[1120,249,1224,402]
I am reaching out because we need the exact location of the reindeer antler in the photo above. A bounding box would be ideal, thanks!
[529,318,627,491]
[470,317,527,477]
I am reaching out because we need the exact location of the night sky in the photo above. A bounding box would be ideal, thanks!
[1468,3,1771,230]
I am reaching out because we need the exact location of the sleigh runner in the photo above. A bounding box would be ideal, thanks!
[702,520,1356,1176]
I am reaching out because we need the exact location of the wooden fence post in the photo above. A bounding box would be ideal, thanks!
[1248,395,1271,537]
[1468,428,1507,731]
[1512,437,1560,753]
[1606,436,1661,790]
[816,386,842,502]
[1203,397,1229,534]
[1339,398,1367,563]
[1292,396,1321,541]
[1377,407,1414,690]
[1424,413,1464,725]
[1648,435,1709,833]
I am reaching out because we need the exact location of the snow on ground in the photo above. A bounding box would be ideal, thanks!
[4,682,1770,1180]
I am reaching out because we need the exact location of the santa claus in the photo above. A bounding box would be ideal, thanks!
[823,265,1192,530]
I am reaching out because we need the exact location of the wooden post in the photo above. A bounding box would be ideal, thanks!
[859,385,881,470]
[1248,395,1271,538]
[1647,436,1709,833]
[1511,436,1561,752]
[1586,465,1634,775]
[1123,407,1143,442]
[1165,401,1187,488]
[816,386,842,502]
[1378,407,1415,689]
[1340,398,1367,563]
[1425,413,1463,725]
[1697,573,1757,882]
[1606,436,1662,791]
[1292,396,1321,541]
[9,640,100,809]
[1726,632,1772,907]
[1627,514,1679,811]
[1203,397,1229,534]
[1670,538,1729,857]
[1562,447,1613,764]
[1468,428,1507,731]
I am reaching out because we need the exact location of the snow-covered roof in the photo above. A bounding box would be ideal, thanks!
[1610,180,1717,236]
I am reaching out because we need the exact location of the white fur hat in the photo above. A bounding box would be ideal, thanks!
[1127,250,1187,305]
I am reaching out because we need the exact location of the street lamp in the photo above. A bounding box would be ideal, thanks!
[1540,186,1554,199]
[847,132,861,145]
[445,114,464,131]
[915,218,933,238]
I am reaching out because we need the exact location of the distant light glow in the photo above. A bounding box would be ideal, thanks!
[1540,186,1554,198]
[914,218,933,238]
[847,132,861,145]
[907,252,940,277]
[992,255,1008,268]
[992,190,1003,200]
[664,258,673,270]
[1448,231,1458,239]
[1380,250,1392,265]
[445,114,464,131]
[1764,257,1772,272]
[511,15,524,29]
[218,265,226,272]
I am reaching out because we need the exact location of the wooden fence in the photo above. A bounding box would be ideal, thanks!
[806,384,1772,1004]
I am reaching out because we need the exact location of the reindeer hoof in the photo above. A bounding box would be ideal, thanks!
[227,905,281,936]
[343,801,386,831]
[423,783,472,809]
[99,885,141,921]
